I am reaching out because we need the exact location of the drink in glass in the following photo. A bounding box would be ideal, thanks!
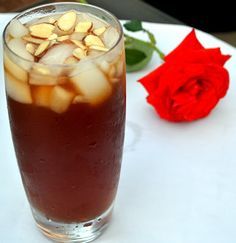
[3,3,125,242]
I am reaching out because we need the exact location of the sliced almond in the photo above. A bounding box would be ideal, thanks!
[57,35,70,42]
[73,48,87,60]
[64,56,78,64]
[48,33,58,40]
[93,26,106,36]
[26,43,36,55]
[5,72,32,104]
[71,40,87,50]
[57,11,77,32]
[49,39,57,47]
[34,40,50,56]
[89,45,108,52]
[84,35,104,47]
[23,36,45,45]
[50,86,74,113]
[75,21,92,33]
[54,25,74,36]
[29,23,55,38]
[4,53,28,83]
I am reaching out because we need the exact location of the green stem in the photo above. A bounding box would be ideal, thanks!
[143,29,156,45]
[150,44,165,60]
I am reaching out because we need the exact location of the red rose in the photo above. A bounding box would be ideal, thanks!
[139,29,231,122]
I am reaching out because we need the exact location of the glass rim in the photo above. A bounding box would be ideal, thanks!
[3,1,124,68]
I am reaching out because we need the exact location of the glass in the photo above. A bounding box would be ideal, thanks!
[3,2,126,242]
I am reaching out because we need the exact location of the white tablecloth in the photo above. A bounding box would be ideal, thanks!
[1,13,236,243]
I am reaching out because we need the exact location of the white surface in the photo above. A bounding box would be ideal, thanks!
[1,14,236,243]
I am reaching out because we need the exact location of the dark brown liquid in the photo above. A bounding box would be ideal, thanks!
[7,82,125,222]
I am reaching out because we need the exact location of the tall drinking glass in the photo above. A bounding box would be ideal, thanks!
[3,3,126,242]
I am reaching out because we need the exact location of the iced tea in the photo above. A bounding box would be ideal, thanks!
[3,3,125,242]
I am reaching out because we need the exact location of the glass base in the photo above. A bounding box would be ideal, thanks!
[32,205,113,242]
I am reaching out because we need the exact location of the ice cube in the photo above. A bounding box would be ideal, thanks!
[4,53,28,83]
[8,19,29,38]
[116,58,124,77]
[32,86,52,108]
[102,27,120,49]
[70,63,112,105]
[87,50,103,58]
[29,72,58,86]
[29,65,58,85]
[50,86,74,113]
[8,38,34,61]
[39,44,75,65]
[5,72,32,104]
[99,60,110,73]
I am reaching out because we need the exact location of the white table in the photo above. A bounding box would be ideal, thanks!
[1,14,236,243]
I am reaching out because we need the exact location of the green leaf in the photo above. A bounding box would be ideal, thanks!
[126,49,147,65]
[125,37,154,72]
[123,20,143,32]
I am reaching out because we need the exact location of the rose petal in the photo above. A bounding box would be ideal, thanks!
[138,64,165,93]
[165,29,204,62]
[177,48,231,66]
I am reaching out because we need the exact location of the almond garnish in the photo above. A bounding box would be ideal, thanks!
[29,23,55,38]
[49,39,57,47]
[71,40,87,50]
[48,33,58,40]
[84,35,104,47]
[23,36,45,44]
[89,45,109,52]
[57,35,70,42]
[93,26,106,36]
[35,41,50,56]
[26,43,36,55]
[73,48,87,60]
[75,21,92,33]
[57,11,77,32]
